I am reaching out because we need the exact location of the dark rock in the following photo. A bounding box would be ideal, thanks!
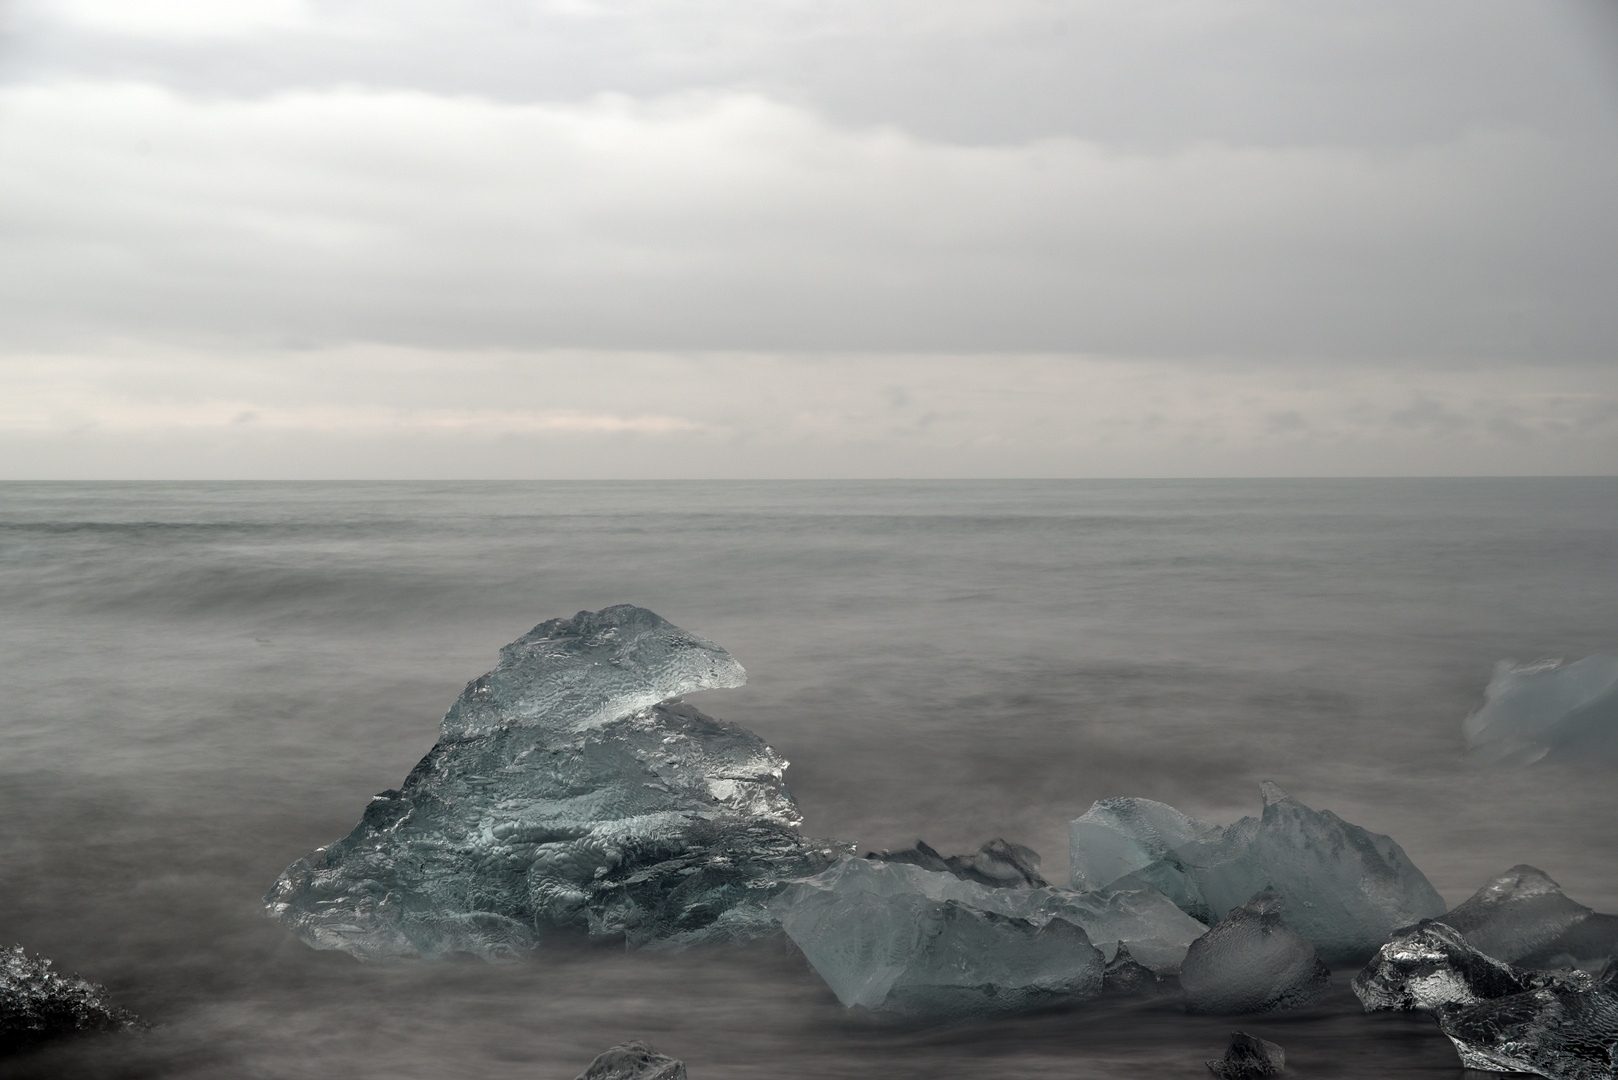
[575,1040,687,1080]
[1206,1031,1285,1078]
[1,944,141,1053]
[864,838,1048,889]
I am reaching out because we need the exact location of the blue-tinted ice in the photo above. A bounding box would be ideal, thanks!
[1465,656,1618,764]
[265,606,844,959]
[1069,783,1446,964]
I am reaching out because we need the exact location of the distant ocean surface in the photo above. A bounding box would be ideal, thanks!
[2,479,1615,1080]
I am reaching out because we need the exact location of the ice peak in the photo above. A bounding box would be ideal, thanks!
[1258,780,1293,809]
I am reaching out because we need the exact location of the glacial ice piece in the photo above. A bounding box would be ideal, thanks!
[770,857,1104,1016]
[1068,783,1446,964]
[1103,943,1175,997]
[576,1041,688,1080]
[867,838,1048,889]
[266,606,845,959]
[1179,890,1330,1015]
[1,944,141,1051]
[1206,1032,1286,1079]
[1436,973,1618,1080]
[1439,866,1618,971]
[1351,921,1576,1013]
[1464,655,1618,765]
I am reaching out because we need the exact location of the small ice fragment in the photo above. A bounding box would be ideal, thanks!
[1439,865,1618,972]
[575,1041,687,1080]
[1436,971,1618,1080]
[1,944,141,1051]
[867,838,1047,888]
[1464,655,1618,764]
[1103,943,1175,997]
[1206,1031,1286,1078]
[1069,783,1446,964]
[1179,889,1330,1015]
[1352,921,1566,1013]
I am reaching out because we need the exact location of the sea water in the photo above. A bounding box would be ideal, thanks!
[1,478,1614,1079]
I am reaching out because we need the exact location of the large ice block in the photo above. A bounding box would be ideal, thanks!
[265,606,844,959]
[1069,783,1446,964]
[770,857,1104,1017]
[1436,974,1618,1080]
[1178,889,1330,1015]
[1,944,141,1051]
[1464,655,1618,765]
[1439,865,1618,972]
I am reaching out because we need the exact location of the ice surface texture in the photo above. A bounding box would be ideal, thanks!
[575,1041,687,1080]
[266,606,844,959]
[1354,916,1618,1078]
[1179,890,1330,1015]
[1069,783,1446,964]
[1465,656,1618,764]
[1206,1031,1285,1078]
[1,944,141,1052]
[868,839,1048,889]
[770,856,1106,1017]
[1440,865,1618,971]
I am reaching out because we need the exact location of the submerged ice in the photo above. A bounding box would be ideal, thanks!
[1069,783,1445,963]
[1464,656,1618,765]
[266,606,843,959]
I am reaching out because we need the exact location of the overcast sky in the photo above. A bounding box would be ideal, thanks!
[3,0,1616,478]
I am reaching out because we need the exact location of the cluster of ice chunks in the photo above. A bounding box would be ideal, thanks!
[1464,656,1618,765]
[1069,782,1447,964]
[1,944,141,1052]
[1354,867,1618,1079]
[769,851,1209,1016]
[1179,889,1330,1015]
[265,606,846,959]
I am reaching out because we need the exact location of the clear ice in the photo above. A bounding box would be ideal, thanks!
[1437,973,1618,1080]
[1178,889,1330,1015]
[1352,920,1577,1013]
[1068,782,1446,964]
[1,944,141,1051]
[1464,655,1618,764]
[575,1041,688,1080]
[1440,865,1618,972]
[265,606,844,959]
[769,856,1106,1016]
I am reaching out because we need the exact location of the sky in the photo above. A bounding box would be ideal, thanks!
[2,0,1616,478]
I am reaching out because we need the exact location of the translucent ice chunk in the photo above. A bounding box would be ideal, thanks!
[1103,943,1175,997]
[1,944,141,1050]
[575,1041,687,1080]
[1464,655,1618,764]
[770,857,1104,1016]
[1069,783,1446,964]
[265,606,845,960]
[1179,889,1331,1015]
[1436,973,1618,1080]
[1352,921,1573,1013]
[1440,865,1618,971]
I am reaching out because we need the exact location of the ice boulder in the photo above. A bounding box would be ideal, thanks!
[575,1041,687,1080]
[1436,972,1618,1080]
[1069,783,1446,964]
[1179,890,1330,1015]
[1439,865,1618,972]
[2,944,141,1052]
[1352,921,1576,1013]
[1206,1032,1286,1079]
[266,606,845,959]
[1464,656,1618,765]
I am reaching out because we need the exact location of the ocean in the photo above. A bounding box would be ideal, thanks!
[2,478,1615,1079]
